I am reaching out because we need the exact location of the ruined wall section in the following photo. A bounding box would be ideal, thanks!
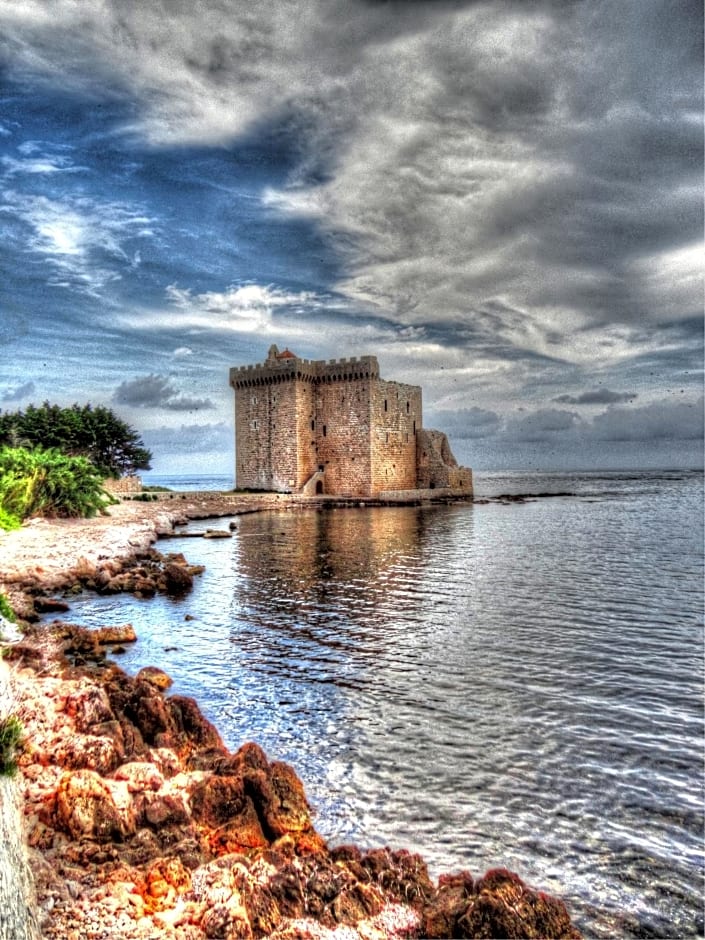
[416,428,473,492]
[370,380,422,494]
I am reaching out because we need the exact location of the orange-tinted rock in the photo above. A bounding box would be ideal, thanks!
[8,622,582,940]
[421,870,475,937]
[94,623,137,644]
[169,694,225,757]
[113,761,165,792]
[163,562,194,596]
[54,731,124,775]
[454,868,581,939]
[136,666,173,691]
[54,769,135,842]
[143,856,192,912]
[65,684,115,731]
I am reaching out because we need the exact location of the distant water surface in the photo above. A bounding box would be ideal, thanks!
[65,471,704,938]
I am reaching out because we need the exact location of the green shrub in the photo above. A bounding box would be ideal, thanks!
[0,713,24,777]
[0,446,117,520]
[0,594,15,623]
[0,507,20,531]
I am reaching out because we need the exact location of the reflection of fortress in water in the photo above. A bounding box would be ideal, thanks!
[232,507,443,655]
[230,345,472,498]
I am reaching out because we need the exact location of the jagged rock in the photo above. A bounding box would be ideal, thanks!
[202,901,252,939]
[9,623,582,940]
[190,774,270,854]
[133,577,157,598]
[54,769,135,842]
[142,856,192,913]
[94,623,137,644]
[136,666,173,690]
[65,683,115,730]
[141,790,190,829]
[246,759,316,839]
[420,870,475,936]
[54,730,125,775]
[169,694,226,759]
[163,562,194,596]
[113,761,165,792]
[453,868,581,939]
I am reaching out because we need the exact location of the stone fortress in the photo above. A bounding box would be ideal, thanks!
[229,345,472,498]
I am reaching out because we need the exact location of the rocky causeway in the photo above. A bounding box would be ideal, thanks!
[0,494,581,939]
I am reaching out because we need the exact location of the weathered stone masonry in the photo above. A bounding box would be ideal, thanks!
[229,345,472,497]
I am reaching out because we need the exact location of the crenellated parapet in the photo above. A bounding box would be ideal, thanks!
[230,347,379,388]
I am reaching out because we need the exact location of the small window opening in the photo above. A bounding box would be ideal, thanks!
[384,399,388,412]
[323,425,327,437]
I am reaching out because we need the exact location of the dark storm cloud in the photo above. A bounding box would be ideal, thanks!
[554,390,636,406]
[588,399,703,443]
[426,406,502,440]
[504,408,581,442]
[113,375,215,411]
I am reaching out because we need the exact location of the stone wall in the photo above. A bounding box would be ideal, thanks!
[103,476,142,497]
[370,380,421,495]
[314,374,373,496]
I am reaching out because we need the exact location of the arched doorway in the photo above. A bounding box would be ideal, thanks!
[315,480,324,495]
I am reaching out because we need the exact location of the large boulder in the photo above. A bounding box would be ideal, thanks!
[53,769,135,842]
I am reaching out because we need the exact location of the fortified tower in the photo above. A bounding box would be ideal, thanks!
[229,345,472,497]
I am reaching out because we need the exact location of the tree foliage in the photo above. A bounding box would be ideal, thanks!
[0,446,116,520]
[0,403,152,478]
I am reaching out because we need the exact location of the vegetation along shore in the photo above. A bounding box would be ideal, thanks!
[1,491,581,939]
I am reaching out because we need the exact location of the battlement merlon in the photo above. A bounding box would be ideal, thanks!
[230,351,382,388]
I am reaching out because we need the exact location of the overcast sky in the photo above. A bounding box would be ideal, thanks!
[1,0,702,475]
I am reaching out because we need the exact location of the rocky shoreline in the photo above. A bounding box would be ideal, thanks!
[0,495,581,939]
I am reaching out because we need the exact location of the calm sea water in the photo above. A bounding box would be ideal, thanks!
[64,471,704,938]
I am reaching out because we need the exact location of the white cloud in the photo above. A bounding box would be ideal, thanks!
[173,346,193,358]
[1,189,156,294]
[1,151,85,176]
[125,283,323,335]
